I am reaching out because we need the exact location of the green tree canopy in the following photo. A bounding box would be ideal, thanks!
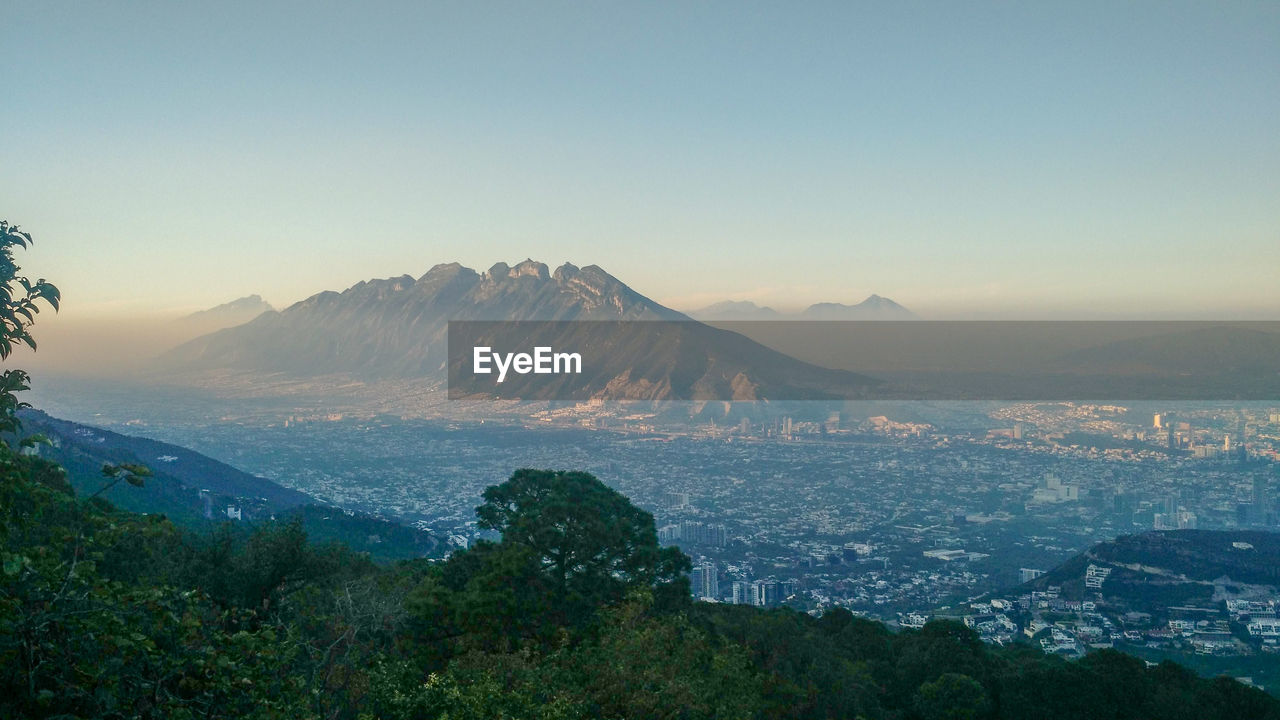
[476,468,689,613]
[913,672,989,720]
[0,221,59,437]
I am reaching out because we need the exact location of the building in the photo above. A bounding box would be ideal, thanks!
[1084,564,1112,589]
[749,579,794,607]
[1020,568,1046,583]
[1032,474,1079,504]
[1253,477,1270,525]
[690,562,719,600]
[659,521,728,547]
[657,524,679,544]
[1248,618,1280,639]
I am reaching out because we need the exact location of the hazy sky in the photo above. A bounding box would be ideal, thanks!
[4,1,1278,319]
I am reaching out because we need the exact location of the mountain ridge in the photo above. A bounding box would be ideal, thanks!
[158,261,885,399]
[16,409,439,560]
[689,294,917,321]
[177,294,275,337]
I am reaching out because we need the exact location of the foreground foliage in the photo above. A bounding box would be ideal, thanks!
[2,448,1277,720]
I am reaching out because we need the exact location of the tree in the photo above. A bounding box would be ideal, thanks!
[894,619,989,697]
[913,672,989,720]
[564,594,763,720]
[405,470,691,665]
[0,221,59,438]
[475,469,689,619]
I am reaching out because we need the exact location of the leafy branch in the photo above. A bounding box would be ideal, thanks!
[0,220,61,439]
[86,463,151,500]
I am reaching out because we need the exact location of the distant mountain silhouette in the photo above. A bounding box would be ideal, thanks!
[688,300,782,321]
[176,294,275,337]
[800,295,917,320]
[690,294,916,321]
[158,261,882,399]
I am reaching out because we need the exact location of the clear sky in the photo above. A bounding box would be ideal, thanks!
[4,1,1278,319]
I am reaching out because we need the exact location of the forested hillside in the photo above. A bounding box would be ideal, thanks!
[15,409,439,562]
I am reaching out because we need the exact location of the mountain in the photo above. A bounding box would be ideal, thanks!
[16,410,438,560]
[160,260,682,378]
[688,295,917,321]
[159,260,884,400]
[800,294,917,320]
[176,294,275,337]
[688,300,782,321]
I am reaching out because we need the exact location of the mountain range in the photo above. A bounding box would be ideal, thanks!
[160,260,882,399]
[158,263,1279,401]
[689,294,916,321]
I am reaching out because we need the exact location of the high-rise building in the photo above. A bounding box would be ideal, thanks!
[750,579,792,607]
[1253,477,1270,525]
[731,581,753,605]
[700,562,719,600]
[671,521,728,547]
[1112,491,1133,515]
[690,565,705,598]
[657,524,680,544]
[779,580,796,599]
[1176,511,1198,529]
[690,562,719,600]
